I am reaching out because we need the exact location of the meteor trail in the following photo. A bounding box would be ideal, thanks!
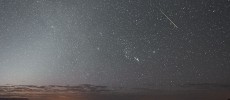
[159,9,178,28]
[150,0,179,28]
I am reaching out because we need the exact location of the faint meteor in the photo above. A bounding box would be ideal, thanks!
[159,8,178,28]
[150,0,179,29]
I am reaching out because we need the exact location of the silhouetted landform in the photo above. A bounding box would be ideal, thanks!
[0,84,230,100]
[181,83,230,89]
[66,84,112,92]
[0,84,111,94]
[0,98,28,100]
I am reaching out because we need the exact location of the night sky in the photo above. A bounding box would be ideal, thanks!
[0,0,230,88]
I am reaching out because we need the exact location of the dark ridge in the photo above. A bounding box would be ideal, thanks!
[0,98,28,100]
[0,84,112,93]
[180,83,230,89]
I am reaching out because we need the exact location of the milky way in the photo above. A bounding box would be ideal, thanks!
[0,0,230,88]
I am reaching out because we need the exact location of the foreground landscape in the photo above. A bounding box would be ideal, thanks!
[0,84,230,100]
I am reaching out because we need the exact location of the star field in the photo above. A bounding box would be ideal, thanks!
[0,0,230,88]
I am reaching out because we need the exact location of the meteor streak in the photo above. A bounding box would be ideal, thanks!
[159,8,178,28]
[150,0,179,29]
